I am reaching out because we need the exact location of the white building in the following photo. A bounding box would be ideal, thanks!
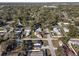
[24,27,31,37]
[35,27,42,33]
[63,27,69,33]
[58,22,70,27]
[58,22,69,33]
[53,26,62,36]
[34,27,42,38]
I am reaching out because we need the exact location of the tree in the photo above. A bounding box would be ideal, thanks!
[59,37,70,44]
[56,47,63,56]
[67,25,78,38]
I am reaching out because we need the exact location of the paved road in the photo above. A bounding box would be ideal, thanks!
[30,51,43,56]
[0,45,2,56]
[22,28,57,56]
[68,41,78,56]
[46,28,56,56]
[69,39,79,45]
[22,37,59,40]
[69,40,79,45]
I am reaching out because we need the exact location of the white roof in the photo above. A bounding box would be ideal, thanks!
[58,22,70,26]
[15,30,21,33]
[70,38,79,40]
[63,27,69,32]
[36,27,42,32]
[25,29,31,32]
[64,23,70,25]
[34,43,41,46]
[53,27,61,35]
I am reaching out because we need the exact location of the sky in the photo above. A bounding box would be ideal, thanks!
[0,0,79,2]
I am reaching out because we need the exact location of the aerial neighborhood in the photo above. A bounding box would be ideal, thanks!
[0,3,79,56]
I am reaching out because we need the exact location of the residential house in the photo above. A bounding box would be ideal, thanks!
[33,40,43,50]
[58,22,69,33]
[24,27,31,37]
[34,27,42,38]
[51,26,62,36]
